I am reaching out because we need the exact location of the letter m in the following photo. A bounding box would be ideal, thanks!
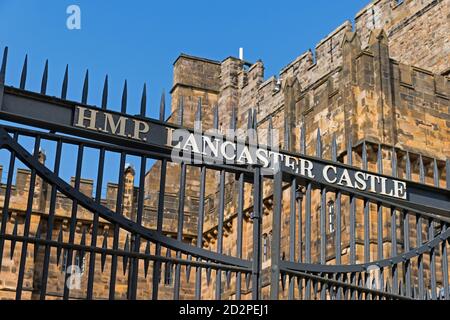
[104,114,127,137]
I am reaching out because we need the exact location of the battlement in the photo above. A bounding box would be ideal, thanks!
[279,21,352,91]
[355,0,449,74]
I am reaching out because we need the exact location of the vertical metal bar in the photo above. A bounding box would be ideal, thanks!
[391,148,398,294]
[428,159,439,300]
[305,182,312,299]
[428,217,437,299]
[173,162,186,299]
[347,138,356,299]
[152,92,167,300]
[173,96,187,300]
[108,151,126,300]
[234,107,244,300]
[417,155,425,299]
[320,187,326,265]
[444,161,450,300]
[403,152,411,297]
[362,143,369,264]
[252,165,262,300]
[270,169,283,300]
[86,147,105,299]
[332,134,342,300]
[195,166,206,300]
[377,145,384,291]
[235,173,244,300]
[297,192,303,264]
[127,91,149,300]
[288,177,296,299]
[38,139,63,300]
[441,222,449,300]
[128,155,146,300]
[215,168,225,300]
[317,130,326,266]
[0,132,18,277]
[15,136,40,299]
[63,144,84,300]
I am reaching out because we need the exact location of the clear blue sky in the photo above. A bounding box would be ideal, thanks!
[0,0,366,192]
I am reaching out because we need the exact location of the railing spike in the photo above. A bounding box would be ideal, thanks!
[284,117,290,151]
[245,272,251,290]
[61,64,69,100]
[206,265,212,285]
[297,277,303,295]
[0,46,8,82]
[226,270,231,289]
[140,83,147,117]
[34,223,42,259]
[357,275,363,299]
[159,90,165,122]
[281,273,287,292]
[300,122,306,155]
[101,233,108,272]
[433,158,439,187]
[19,54,28,90]
[267,115,273,147]
[10,218,18,259]
[406,151,411,180]
[121,79,127,113]
[144,241,150,278]
[56,225,63,266]
[178,96,184,126]
[230,106,237,130]
[362,141,368,170]
[391,148,397,177]
[246,108,252,131]
[186,255,192,283]
[213,104,219,130]
[346,135,352,165]
[122,234,129,275]
[377,144,383,174]
[385,281,391,294]
[40,59,48,95]
[194,97,202,131]
[81,69,89,104]
[419,154,425,184]
[80,228,86,246]
[313,279,319,296]
[101,75,108,109]
[316,128,322,158]
[331,133,337,162]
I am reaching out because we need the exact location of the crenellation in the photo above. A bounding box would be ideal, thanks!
[355,0,449,74]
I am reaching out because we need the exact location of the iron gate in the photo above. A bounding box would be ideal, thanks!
[0,47,449,300]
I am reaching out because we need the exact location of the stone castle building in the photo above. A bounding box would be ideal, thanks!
[0,0,448,299]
